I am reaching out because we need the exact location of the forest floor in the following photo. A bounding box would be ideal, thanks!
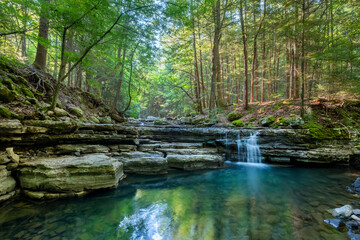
[0,55,121,124]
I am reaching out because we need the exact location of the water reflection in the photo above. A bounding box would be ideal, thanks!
[0,165,355,240]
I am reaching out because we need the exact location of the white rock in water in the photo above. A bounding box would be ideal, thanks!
[332,205,353,218]
[351,215,360,222]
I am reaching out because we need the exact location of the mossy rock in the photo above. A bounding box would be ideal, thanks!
[69,107,84,117]
[154,119,168,125]
[0,105,11,118]
[258,108,266,114]
[99,116,112,124]
[305,122,348,139]
[27,97,38,105]
[21,87,35,98]
[23,120,78,134]
[0,82,15,103]
[249,117,256,122]
[273,117,287,128]
[89,116,100,124]
[285,116,304,128]
[232,119,244,127]
[54,107,68,117]
[246,124,257,127]
[227,112,243,121]
[259,116,275,127]
[192,118,205,124]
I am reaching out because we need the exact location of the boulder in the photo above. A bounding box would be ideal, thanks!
[259,116,275,127]
[69,107,84,117]
[330,205,353,218]
[18,153,124,196]
[166,154,224,170]
[324,219,348,232]
[54,107,69,117]
[285,116,304,128]
[89,115,100,124]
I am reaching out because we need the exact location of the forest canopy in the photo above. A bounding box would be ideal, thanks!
[1,0,359,118]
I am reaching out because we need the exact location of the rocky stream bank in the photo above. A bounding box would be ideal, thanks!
[0,118,359,203]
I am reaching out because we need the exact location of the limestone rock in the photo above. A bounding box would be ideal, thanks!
[89,116,100,124]
[0,166,16,196]
[0,190,16,202]
[0,152,10,164]
[18,153,124,194]
[331,205,353,218]
[6,147,19,163]
[157,148,218,155]
[166,154,224,170]
[0,119,23,134]
[46,144,110,155]
[23,120,78,134]
[54,107,68,117]
[69,107,84,117]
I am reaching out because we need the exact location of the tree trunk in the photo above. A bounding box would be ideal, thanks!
[33,0,49,70]
[112,48,126,113]
[209,0,222,112]
[239,0,249,109]
[192,19,203,114]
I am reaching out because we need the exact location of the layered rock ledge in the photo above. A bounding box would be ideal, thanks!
[17,154,124,199]
[0,119,358,202]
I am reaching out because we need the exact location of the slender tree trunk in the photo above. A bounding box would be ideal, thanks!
[210,0,222,112]
[240,0,249,109]
[33,0,49,70]
[300,0,306,117]
[261,32,266,102]
[112,48,126,112]
[192,20,203,114]
[198,21,206,109]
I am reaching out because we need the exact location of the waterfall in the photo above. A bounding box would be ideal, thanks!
[245,132,262,163]
[235,131,262,163]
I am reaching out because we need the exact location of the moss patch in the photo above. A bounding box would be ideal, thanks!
[227,112,243,121]
[305,122,348,139]
[0,105,11,118]
[232,119,244,127]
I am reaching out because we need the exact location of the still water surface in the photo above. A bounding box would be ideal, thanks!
[0,163,358,240]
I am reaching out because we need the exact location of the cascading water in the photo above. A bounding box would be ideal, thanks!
[245,132,262,163]
[235,131,262,163]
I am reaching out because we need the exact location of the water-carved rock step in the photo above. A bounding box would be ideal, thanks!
[115,151,168,174]
[17,153,123,199]
[166,154,224,170]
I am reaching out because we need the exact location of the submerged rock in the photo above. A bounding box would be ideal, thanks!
[352,178,360,194]
[324,219,348,232]
[18,153,123,197]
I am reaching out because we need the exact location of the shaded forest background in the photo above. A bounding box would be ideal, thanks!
[1,0,359,118]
